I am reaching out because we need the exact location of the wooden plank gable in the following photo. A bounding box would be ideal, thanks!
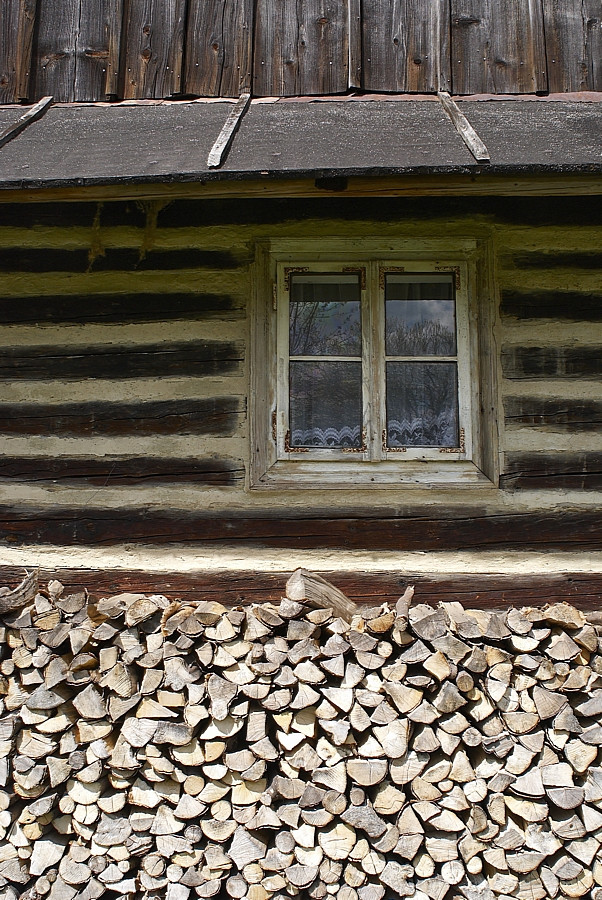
[362,0,451,93]
[543,0,602,92]
[451,0,548,94]
[253,0,349,96]
[185,0,254,97]
[123,0,187,99]
[0,0,37,103]
[2,2,602,101]
[29,0,80,101]
[76,0,124,100]
[22,0,122,102]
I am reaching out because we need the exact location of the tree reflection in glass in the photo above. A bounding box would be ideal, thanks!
[289,275,361,357]
[386,276,456,357]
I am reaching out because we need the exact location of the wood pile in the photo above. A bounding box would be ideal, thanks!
[0,569,602,900]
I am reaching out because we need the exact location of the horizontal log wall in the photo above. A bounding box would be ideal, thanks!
[1,566,601,608]
[1,0,601,102]
[0,196,600,595]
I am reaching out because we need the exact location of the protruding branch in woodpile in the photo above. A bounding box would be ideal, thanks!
[0,568,38,614]
[285,567,359,622]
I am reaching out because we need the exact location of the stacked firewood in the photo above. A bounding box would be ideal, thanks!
[0,569,601,900]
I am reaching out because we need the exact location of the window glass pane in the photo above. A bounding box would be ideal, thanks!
[386,362,459,448]
[290,361,362,448]
[385,275,456,356]
[290,275,361,356]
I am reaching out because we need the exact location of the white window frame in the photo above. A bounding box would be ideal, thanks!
[250,238,499,491]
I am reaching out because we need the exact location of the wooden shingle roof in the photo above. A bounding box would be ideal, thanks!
[1,0,601,104]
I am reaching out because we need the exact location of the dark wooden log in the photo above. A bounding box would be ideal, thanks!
[450,0,547,94]
[0,456,244,486]
[504,397,602,430]
[0,341,243,380]
[0,292,240,325]
[501,290,602,322]
[0,508,599,551]
[508,251,602,270]
[155,196,602,230]
[0,247,241,272]
[0,567,601,609]
[502,347,602,380]
[5,196,594,233]
[0,398,243,437]
[543,0,602,91]
[185,0,253,96]
[0,0,37,102]
[0,202,101,228]
[123,0,187,99]
[253,0,349,96]
[501,452,602,491]
[362,0,451,93]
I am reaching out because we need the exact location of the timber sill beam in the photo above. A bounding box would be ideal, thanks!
[0,96,53,151]
[207,93,252,169]
[437,92,490,164]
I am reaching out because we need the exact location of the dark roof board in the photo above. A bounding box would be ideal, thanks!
[457,101,602,167]
[0,100,600,191]
[224,102,472,172]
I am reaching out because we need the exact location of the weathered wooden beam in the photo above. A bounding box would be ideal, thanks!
[504,397,602,431]
[0,96,52,150]
[1,567,602,607]
[207,93,251,169]
[502,346,602,380]
[0,292,241,325]
[1,173,601,205]
[0,340,242,380]
[501,289,602,322]
[0,509,600,551]
[0,456,245,486]
[437,91,489,162]
[253,0,353,95]
[0,398,243,437]
[543,0,602,92]
[501,452,602,491]
[0,246,241,272]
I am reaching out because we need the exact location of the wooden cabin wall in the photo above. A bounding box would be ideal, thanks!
[1,0,601,103]
[0,196,599,602]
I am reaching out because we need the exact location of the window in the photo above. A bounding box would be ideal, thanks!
[250,240,498,490]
